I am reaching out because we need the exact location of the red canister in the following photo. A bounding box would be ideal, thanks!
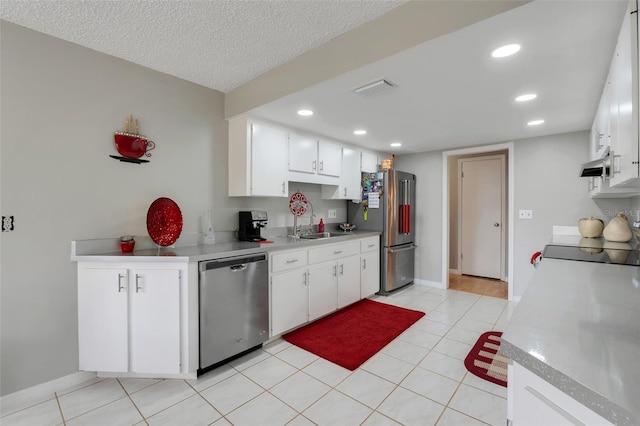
[120,236,135,253]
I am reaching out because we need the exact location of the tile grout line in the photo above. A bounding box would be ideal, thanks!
[116,378,148,425]
[53,392,66,426]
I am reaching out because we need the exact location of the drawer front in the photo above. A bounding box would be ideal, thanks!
[309,241,360,264]
[271,250,308,273]
[360,237,379,253]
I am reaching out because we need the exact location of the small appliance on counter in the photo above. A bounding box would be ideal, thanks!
[238,211,268,242]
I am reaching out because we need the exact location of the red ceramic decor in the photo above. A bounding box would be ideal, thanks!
[146,197,183,247]
[114,133,156,158]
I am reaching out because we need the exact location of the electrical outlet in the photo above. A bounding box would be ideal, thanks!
[328,209,337,219]
[518,209,533,219]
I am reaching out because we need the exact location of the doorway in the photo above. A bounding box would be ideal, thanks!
[442,143,514,300]
[459,154,506,280]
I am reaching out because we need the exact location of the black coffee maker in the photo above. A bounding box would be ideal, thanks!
[238,211,268,242]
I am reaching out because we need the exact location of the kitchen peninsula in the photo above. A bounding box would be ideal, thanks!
[502,253,640,425]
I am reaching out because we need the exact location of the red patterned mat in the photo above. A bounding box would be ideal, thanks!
[464,331,508,387]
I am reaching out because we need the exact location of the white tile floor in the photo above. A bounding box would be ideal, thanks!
[0,284,517,426]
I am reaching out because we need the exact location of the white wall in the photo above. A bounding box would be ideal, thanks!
[0,22,346,396]
[395,131,631,297]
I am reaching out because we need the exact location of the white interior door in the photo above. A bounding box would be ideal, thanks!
[460,156,505,279]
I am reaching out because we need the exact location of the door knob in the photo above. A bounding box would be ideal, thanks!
[494,223,500,227]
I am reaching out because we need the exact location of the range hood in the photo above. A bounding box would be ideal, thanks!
[580,148,610,178]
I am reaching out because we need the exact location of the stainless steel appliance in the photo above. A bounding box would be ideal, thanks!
[348,169,416,294]
[238,210,268,242]
[198,252,269,374]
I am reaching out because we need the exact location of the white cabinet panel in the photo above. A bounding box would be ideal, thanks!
[511,362,613,426]
[130,269,181,374]
[78,266,182,375]
[308,262,338,321]
[78,268,128,372]
[271,268,309,336]
[288,132,318,174]
[318,139,342,177]
[228,117,288,197]
[322,146,361,200]
[337,255,361,309]
[361,151,379,172]
[361,250,380,298]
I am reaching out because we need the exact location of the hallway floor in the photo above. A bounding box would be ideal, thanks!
[448,274,508,300]
[0,284,517,426]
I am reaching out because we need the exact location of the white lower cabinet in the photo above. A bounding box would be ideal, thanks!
[360,236,380,297]
[78,265,182,375]
[269,236,379,336]
[510,362,613,426]
[271,267,309,336]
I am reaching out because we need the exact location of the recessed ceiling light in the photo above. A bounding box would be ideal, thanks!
[390,142,402,147]
[527,119,545,126]
[492,44,521,58]
[354,129,367,135]
[516,93,537,102]
[297,109,313,116]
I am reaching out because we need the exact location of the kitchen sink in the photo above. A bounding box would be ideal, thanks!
[299,232,350,240]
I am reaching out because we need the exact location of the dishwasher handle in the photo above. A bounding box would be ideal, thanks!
[200,253,267,272]
[230,264,248,272]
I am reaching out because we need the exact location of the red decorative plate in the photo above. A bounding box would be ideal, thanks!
[146,197,183,247]
[289,192,308,216]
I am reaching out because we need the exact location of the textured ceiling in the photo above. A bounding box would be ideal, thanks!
[0,0,405,92]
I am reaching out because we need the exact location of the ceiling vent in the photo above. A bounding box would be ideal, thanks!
[353,79,395,95]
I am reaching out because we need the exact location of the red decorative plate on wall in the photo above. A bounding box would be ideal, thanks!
[146,197,183,247]
[289,191,308,216]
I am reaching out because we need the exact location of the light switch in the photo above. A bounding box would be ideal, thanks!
[519,210,533,219]
[328,209,337,219]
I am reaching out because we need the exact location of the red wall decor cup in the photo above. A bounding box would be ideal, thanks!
[114,132,156,158]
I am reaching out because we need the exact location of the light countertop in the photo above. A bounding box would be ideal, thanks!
[501,257,640,425]
[71,230,381,263]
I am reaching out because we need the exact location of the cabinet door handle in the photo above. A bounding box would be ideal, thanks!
[312,160,317,171]
[333,265,337,277]
[368,244,375,248]
[334,250,343,254]
[340,264,344,275]
[343,187,347,197]
[135,274,142,293]
[319,161,324,172]
[363,259,367,269]
[303,272,307,286]
[281,182,285,195]
[286,259,298,264]
[118,273,126,293]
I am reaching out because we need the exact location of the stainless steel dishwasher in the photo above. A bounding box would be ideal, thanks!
[199,252,269,374]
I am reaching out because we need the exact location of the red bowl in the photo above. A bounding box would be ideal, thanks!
[114,133,155,158]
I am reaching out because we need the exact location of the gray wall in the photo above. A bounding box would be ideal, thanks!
[0,22,345,396]
[395,131,631,297]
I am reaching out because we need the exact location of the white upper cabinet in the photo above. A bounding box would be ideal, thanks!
[609,1,639,187]
[361,151,379,172]
[288,132,318,174]
[322,146,361,200]
[288,134,342,184]
[317,139,342,177]
[228,117,289,197]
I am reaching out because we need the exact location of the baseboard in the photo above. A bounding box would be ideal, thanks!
[510,295,521,303]
[414,279,445,289]
[449,269,460,275]
[0,371,96,407]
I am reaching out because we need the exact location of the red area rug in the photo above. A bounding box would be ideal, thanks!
[283,299,425,370]
[464,331,508,387]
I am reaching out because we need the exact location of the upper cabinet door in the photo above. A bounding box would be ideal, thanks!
[288,132,318,174]
[317,140,342,177]
[251,122,289,197]
[361,151,378,172]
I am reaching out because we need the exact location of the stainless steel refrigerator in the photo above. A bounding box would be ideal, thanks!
[347,169,416,294]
